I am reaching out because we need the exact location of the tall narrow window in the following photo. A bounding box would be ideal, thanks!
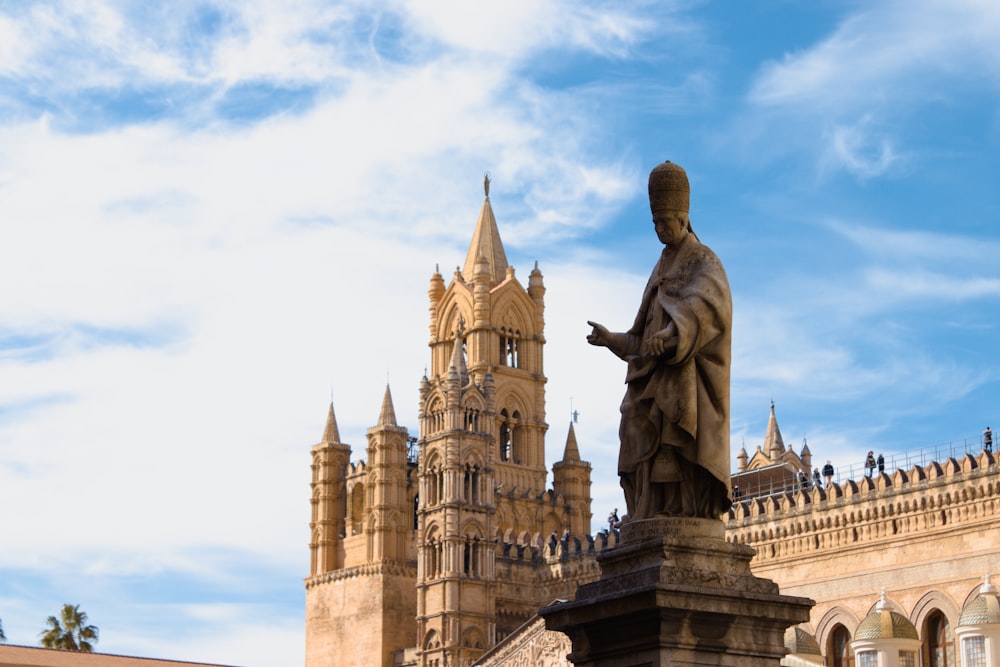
[510,410,522,463]
[925,611,955,667]
[498,328,520,367]
[499,409,511,462]
[856,651,876,667]
[829,625,852,667]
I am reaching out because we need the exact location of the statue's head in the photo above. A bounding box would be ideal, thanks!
[648,161,690,214]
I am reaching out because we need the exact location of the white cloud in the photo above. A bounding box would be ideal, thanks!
[730,1,1000,176]
[0,0,653,584]
[822,117,899,178]
[749,2,1000,110]
[398,0,651,60]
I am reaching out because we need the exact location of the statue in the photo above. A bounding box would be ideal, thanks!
[587,161,732,520]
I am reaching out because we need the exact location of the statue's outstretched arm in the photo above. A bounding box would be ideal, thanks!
[587,321,640,361]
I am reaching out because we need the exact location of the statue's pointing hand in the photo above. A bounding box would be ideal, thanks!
[587,321,611,347]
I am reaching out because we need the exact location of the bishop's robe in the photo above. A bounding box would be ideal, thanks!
[617,232,732,519]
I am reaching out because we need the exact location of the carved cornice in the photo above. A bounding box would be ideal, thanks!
[304,560,417,589]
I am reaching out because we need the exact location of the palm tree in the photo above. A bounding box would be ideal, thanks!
[39,604,99,652]
[0,617,6,642]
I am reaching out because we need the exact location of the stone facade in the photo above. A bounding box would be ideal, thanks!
[305,182,600,667]
[727,406,999,666]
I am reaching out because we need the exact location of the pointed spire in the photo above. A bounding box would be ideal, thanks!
[322,402,341,443]
[462,180,509,284]
[378,384,397,427]
[562,422,581,462]
[764,400,786,460]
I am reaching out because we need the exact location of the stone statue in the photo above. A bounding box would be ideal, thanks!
[587,161,732,520]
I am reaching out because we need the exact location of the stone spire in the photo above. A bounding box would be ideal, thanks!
[461,179,509,284]
[764,401,785,461]
[322,402,341,443]
[562,422,581,462]
[378,384,397,427]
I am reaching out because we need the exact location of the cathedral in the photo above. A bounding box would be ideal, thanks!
[304,179,1000,667]
[305,177,603,667]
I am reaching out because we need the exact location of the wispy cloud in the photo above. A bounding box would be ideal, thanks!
[749,2,1000,110]
[732,1,1000,176]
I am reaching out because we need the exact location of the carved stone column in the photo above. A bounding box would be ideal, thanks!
[540,518,813,667]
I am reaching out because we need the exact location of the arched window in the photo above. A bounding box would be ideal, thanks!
[463,535,482,578]
[463,464,481,504]
[424,468,437,506]
[350,483,365,535]
[412,495,419,530]
[924,611,955,667]
[499,409,511,462]
[510,410,522,463]
[423,535,440,580]
[499,328,520,367]
[828,625,852,667]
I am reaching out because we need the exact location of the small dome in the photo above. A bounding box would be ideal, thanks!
[960,574,1000,625]
[785,626,822,655]
[856,592,919,640]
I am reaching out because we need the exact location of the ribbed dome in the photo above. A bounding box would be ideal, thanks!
[785,626,822,655]
[960,574,1000,625]
[856,592,918,640]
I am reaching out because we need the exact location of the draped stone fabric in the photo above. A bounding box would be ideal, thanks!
[617,231,732,519]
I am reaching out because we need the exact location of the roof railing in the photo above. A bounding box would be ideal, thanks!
[733,433,992,502]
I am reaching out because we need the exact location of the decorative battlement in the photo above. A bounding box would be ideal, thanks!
[727,450,999,563]
[496,529,621,564]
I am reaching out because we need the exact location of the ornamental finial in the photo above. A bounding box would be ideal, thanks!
[484,172,491,197]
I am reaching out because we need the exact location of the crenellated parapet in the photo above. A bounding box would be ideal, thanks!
[495,528,621,564]
[727,450,999,564]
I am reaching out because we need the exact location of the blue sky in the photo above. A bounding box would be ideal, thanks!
[1,1,998,664]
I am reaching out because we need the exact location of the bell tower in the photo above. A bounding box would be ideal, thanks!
[416,176,549,667]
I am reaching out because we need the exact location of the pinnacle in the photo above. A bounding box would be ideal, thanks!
[378,384,397,427]
[764,401,785,459]
[562,422,581,462]
[322,402,341,443]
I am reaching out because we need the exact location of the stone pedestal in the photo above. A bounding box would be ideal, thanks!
[540,517,813,667]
